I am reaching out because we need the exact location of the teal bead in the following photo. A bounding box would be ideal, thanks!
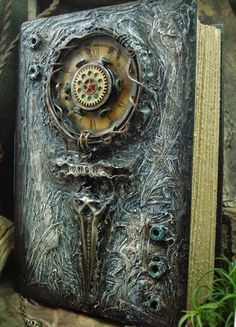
[149,225,166,241]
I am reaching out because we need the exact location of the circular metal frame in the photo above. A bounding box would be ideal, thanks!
[46,29,142,149]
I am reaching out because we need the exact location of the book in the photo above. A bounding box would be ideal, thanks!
[15,1,198,326]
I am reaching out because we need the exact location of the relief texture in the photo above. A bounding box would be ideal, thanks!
[16,1,196,326]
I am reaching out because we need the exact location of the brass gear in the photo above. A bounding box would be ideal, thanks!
[72,64,109,108]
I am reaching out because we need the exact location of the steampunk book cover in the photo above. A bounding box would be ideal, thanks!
[15,0,196,326]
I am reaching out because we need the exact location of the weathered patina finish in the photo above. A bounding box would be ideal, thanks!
[16,1,196,326]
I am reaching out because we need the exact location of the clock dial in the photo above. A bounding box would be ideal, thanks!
[47,30,141,149]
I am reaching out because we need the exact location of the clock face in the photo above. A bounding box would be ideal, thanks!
[47,30,141,149]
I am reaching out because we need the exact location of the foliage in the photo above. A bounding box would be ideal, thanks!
[179,257,236,327]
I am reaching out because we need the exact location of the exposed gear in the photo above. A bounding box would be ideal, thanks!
[72,64,111,110]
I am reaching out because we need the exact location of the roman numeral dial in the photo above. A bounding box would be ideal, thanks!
[47,30,141,150]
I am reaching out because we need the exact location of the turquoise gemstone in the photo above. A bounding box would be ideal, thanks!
[149,226,166,241]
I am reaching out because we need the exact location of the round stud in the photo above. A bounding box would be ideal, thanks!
[149,225,166,242]
[148,258,167,280]
[28,33,42,50]
[29,63,41,81]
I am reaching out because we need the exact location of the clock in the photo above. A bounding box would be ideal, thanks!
[46,30,141,150]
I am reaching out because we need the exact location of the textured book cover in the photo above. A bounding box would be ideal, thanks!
[15,1,196,326]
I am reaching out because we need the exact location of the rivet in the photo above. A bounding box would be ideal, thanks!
[148,258,167,280]
[29,63,42,81]
[149,225,166,242]
[28,33,42,50]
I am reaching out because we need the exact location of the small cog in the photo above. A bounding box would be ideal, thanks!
[72,64,109,109]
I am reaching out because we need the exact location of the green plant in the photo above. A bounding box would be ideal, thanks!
[179,257,236,327]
